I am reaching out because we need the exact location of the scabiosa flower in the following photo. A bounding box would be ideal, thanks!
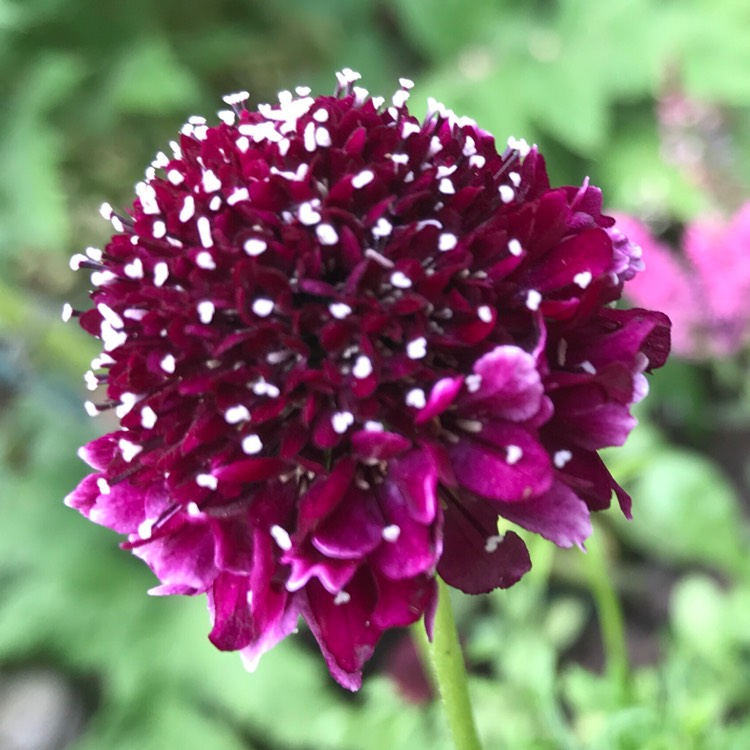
[64,70,670,690]
[616,207,750,360]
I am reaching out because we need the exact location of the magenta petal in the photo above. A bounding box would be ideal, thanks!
[438,495,531,594]
[133,522,218,591]
[462,345,544,422]
[350,430,411,460]
[302,572,380,691]
[284,543,358,593]
[415,376,463,424]
[211,514,254,573]
[312,487,384,559]
[297,460,355,534]
[63,473,99,514]
[77,433,120,470]
[450,423,552,502]
[497,480,592,548]
[208,572,254,650]
[389,449,439,524]
[372,575,436,629]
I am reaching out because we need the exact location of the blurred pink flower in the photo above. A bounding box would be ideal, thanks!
[615,206,750,360]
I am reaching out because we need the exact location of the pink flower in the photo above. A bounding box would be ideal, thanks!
[616,206,750,359]
[65,73,670,689]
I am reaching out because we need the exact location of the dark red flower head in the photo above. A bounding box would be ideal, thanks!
[65,71,670,689]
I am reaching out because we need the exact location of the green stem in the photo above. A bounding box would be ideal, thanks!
[413,578,483,750]
[586,524,629,696]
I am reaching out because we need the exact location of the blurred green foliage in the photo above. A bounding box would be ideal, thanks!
[2,0,750,748]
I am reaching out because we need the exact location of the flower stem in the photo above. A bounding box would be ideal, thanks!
[586,524,630,697]
[413,578,483,750]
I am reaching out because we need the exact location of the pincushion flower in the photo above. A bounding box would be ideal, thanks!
[615,207,750,360]
[64,71,670,690]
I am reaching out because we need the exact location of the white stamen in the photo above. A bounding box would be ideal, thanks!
[152,220,167,239]
[84,370,98,390]
[526,289,542,311]
[364,248,395,268]
[186,502,201,517]
[61,303,73,322]
[477,305,493,323]
[160,354,176,373]
[99,202,113,220]
[115,392,138,418]
[252,298,274,317]
[329,302,352,320]
[372,218,393,238]
[485,534,504,553]
[252,379,280,398]
[316,224,338,245]
[352,355,373,379]
[557,338,568,366]
[179,195,195,222]
[334,590,351,605]
[137,519,154,540]
[124,258,144,279]
[95,477,110,496]
[84,400,99,417]
[197,300,215,324]
[196,473,218,490]
[243,238,267,256]
[100,322,127,351]
[506,445,523,465]
[270,524,292,551]
[91,270,117,286]
[196,251,216,270]
[167,169,184,185]
[391,153,409,165]
[227,189,250,209]
[465,374,482,393]
[579,360,597,375]
[315,127,331,148]
[352,170,374,189]
[390,271,412,289]
[141,406,158,429]
[499,185,515,203]
[153,262,169,287]
[241,434,263,455]
[331,411,355,435]
[509,171,521,186]
[574,271,593,289]
[209,195,222,211]
[225,405,251,424]
[508,238,523,256]
[554,450,573,469]
[405,388,426,409]
[298,201,321,226]
[197,217,213,249]
[469,154,486,168]
[312,108,329,123]
[406,337,427,360]
[401,121,421,139]
[118,438,143,463]
[439,178,455,195]
[456,418,482,433]
[382,524,401,542]
[365,421,384,432]
[303,121,316,152]
[223,91,250,106]
[438,233,457,251]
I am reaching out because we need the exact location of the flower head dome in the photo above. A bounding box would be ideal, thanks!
[65,71,670,690]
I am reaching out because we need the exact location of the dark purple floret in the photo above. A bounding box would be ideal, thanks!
[65,72,670,690]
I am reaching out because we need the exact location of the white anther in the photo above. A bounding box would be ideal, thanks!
[526,290,542,311]
[574,271,593,289]
[506,445,523,465]
[406,337,427,360]
[390,271,412,289]
[465,374,482,393]
[223,91,250,106]
[124,258,144,279]
[298,201,321,225]
[137,519,154,540]
[84,400,99,417]
[225,405,251,424]
[329,302,352,320]
[352,355,373,379]
[152,220,167,239]
[270,524,292,550]
[96,477,111,495]
[469,155,486,168]
[243,238,267,257]
[197,217,214,249]
[382,524,401,542]
[115,392,138,419]
[509,171,521,187]
[196,473,218,490]
[331,411,355,435]
[477,305,493,323]
[241,434,263,455]
[315,127,331,148]
[438,233,457,251]
[167,169,184,185]
[316,224,338,245]
[252,298,274,317]
[140,406,158,429]
[579,360,597,375]
[456,418,483,433]
[334,590,351,605]
[499,185,515,203]
[227,188,250,206]
[118,438,143,463]
[365,421,384,432]
[97,303,123,329]
[197,300,215,324]
[351,169,375,190]
[153,262,169,287]
[179,195,195,223]
[372,218,393,238]
[160,354,176,373]
[485,534,504,553]
[405,388,426,409]
[439,178,456,195]
[554,450,573,469]
[508,238,523,256]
